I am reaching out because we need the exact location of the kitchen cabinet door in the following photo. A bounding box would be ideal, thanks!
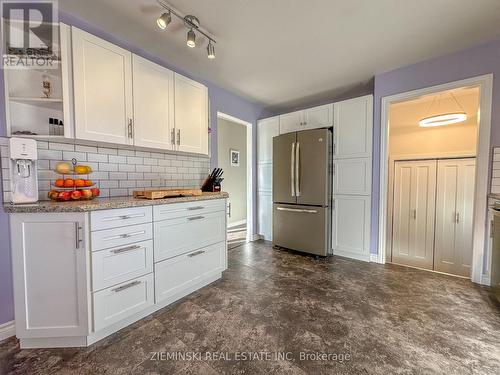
[332,195,371,261]
[174,73,208,155]
[72,27,133,145]
[434,158,475,277]
[333,95,373,158]
[132,55,174,150]
[279,110,303,134]
[10,213,89,339]
[303,104,333,130]
[258,191,273,241]
[257,116,280,163]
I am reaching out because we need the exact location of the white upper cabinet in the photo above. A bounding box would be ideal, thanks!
[333,95,373,158]
[132,55,174,150]
[279,104,333,134]
[303,104,333,130]
[279,110,303,134]
[257,116,280,163]
[174,74,209,155]
[72,27,133,145]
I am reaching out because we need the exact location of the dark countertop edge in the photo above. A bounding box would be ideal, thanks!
[3,192,228,213]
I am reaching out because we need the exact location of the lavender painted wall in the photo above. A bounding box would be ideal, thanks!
[371,38,500,254]
[0,11,265,325]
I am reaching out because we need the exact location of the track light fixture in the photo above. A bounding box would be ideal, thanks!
[156,12,171,30]
[156,0,217,59]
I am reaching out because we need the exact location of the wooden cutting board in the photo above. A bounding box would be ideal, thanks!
[133,188,202,200]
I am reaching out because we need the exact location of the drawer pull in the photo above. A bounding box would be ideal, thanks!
[112,280,141,293]
[111,244,141,254]
[103,230,146,241]
[102,213,145,222]
[187,206,204,211]
[188,250,205,257]
[187,216,205,221]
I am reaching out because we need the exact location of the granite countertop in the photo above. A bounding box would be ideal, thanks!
[3,192,228,213]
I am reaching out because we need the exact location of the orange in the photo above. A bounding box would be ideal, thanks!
[75,179,85,187]
[55,179,64,187]
[85,180,93,187]
[64,179,74,188]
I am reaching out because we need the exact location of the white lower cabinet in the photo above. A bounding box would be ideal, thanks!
[93,273,154,331]
[155,242,226,304]
[10,198,228,348]
[91,240,154,291]
[154,209,226,262]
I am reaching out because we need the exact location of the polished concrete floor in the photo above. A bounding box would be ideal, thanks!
[1,240,499,374]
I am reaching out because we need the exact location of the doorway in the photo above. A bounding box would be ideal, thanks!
[217,113,253,249]
[378,75,493,283]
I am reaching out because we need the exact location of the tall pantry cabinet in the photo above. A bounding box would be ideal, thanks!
[391,158,475,277]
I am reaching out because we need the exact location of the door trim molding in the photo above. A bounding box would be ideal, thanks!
[217,112,254,243]
[378,74,493,284]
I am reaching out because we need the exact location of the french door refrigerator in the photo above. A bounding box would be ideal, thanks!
[273,128,332,256]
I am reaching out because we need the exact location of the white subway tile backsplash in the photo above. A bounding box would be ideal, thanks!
[0,137,209,200]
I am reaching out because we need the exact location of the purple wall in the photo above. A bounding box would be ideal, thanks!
[0,11,265,325]
[371,38,500,254]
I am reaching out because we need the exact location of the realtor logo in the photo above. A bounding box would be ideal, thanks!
[1,0,58,69]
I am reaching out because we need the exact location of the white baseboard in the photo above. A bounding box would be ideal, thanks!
[333,250,370,262]
[251,233,263,241]
[228,219,247,228]
[481,274,491,286]
[0,320,15,342]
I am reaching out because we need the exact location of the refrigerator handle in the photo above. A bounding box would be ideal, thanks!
[295,142,300,196]
[291,142,296,197]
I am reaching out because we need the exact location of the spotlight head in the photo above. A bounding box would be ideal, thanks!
[187,29,196,48]
[156,12,171,30]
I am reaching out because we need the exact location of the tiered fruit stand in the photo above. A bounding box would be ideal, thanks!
[48,159,100,201]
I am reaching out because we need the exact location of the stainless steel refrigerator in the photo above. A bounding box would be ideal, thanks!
[273,128,332,256]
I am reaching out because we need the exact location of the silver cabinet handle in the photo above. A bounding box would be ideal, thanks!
[75,222,83,249]
[291,142,296,197]
[103,230,146,241]
[455,212,460,223]
[276,207,317,214]
[171,128,176,145]
[112,280,141,293]
[187,206,204,211]
[188,250,205,257]
[187,216,205,221]
[295,141,300,197]
[177,129,181,146]
[102,213,144,222]
[128,118,133,138]
[411,209,417,220]
[112,244,141,254]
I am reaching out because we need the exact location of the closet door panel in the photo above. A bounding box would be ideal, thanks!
[392,164,412,259]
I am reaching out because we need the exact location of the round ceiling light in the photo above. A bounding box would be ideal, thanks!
[419,112,467,127]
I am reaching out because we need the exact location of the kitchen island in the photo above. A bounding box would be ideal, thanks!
[6,193,228,348]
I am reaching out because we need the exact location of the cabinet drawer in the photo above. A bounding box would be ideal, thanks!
[91,206,152,231]
[155,242,225,304]
[153,199,225,221]
[154,210,226,262]
[91,223,152,251]
[91,240,153,291]
[93,273,154,332]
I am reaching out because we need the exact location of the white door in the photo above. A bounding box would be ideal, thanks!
[391,160,436,270]
[332,195,371,261]
[303,104,333,130]
[257,116,280,163]
[333,95,373,158]
[132,55,174,150]
[434,158,476,277]
[279,110,303,134]
[72,27,133,145]
[174,73,208,155]
[10,213,88,338]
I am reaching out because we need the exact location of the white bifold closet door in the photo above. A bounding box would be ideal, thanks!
[434,158,476,277]
[392,160,437,269]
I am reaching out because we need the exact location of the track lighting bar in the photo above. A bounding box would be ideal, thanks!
[156,0,217,59]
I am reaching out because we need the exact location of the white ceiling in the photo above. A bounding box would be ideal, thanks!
[59,0,500,112]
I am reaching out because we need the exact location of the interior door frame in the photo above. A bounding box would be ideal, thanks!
[217,112,254,243]
[378,74,493,284]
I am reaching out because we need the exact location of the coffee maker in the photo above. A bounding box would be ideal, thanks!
[9,138,39,204]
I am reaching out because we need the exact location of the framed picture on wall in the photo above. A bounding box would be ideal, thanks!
[230,149,240,167]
